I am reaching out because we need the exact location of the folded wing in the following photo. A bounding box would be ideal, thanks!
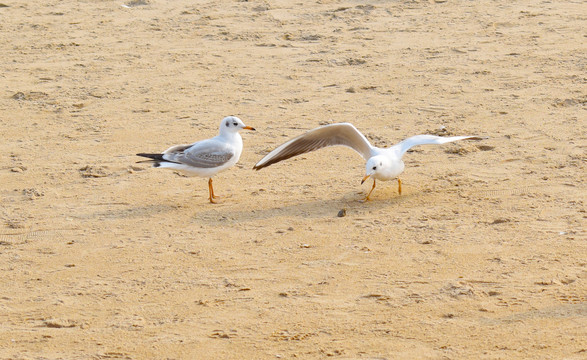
[163,140,235,168]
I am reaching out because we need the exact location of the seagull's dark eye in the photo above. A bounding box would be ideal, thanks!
[372,166,377,170]
[233,122,238,126]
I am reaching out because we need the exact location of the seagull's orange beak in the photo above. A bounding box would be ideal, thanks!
[243,126,256,131]
[361,174,370,185]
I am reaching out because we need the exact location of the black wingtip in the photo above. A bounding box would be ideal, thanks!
[136,153,165,161]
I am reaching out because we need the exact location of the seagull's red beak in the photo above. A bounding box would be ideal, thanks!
[243,126,256,131]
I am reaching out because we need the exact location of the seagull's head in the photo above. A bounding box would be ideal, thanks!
[220,116,255,134]
[361,156,388,184]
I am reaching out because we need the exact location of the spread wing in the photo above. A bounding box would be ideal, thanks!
[253,123,374,170]
[163,140,235,168]
[395,135,485,158]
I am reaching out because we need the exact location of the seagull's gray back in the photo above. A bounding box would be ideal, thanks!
[164,138,236,169]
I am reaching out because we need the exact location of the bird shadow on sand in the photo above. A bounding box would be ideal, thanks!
[190,189,419,226]
[81,203,185,221]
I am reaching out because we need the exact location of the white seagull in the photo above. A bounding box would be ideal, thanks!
[137,116,255,203]
[253,123,483,200]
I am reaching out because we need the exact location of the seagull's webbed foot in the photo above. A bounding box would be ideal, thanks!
[398,178,402,195]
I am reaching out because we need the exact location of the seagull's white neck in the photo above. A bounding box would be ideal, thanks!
[218,128,240,139]
[217,130,243,148]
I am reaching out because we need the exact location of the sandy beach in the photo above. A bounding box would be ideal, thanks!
[0,0,585,358]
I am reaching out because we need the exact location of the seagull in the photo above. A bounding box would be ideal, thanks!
[253,123,483,201]
[137,116,255,203]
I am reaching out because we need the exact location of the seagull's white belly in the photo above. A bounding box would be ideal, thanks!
[374,160,404,181]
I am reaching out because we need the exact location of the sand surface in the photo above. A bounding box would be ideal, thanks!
[1,0,585,358]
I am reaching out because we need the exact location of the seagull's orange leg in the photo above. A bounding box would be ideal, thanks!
[364,179,376,201]
[208,178,218,203]
[398,178,402,195]
[210,179,222,199]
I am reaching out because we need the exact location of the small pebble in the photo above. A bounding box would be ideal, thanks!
[490,218,510,225]
[337,209,346,217]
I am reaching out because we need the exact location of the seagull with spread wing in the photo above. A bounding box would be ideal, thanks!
[253,123,482,200]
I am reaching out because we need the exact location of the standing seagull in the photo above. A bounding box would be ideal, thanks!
[253,123,482,200]
[137,116,255,203]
